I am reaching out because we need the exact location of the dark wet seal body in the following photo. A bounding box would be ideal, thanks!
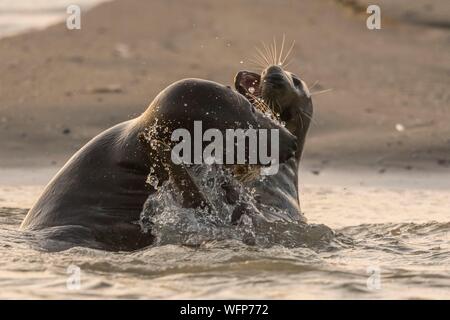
[20,78,298,251]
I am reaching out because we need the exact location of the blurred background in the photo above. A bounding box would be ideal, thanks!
[0,0,448,174]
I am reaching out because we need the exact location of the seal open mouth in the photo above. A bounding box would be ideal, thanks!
[234,70,262,100]
[234,67,289,118]
[234,70,278,118]
[235,65,292,100]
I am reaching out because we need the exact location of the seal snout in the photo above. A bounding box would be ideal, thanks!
[262,65,289,90]
[265,73,284,83]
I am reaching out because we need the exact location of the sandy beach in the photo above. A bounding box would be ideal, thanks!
[0,0,449,300]
[0,0,449,171]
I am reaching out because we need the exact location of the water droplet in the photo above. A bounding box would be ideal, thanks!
[395,123,405,132]
[146,174,159,190]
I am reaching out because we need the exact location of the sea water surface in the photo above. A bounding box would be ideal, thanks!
[0,0,109,38]
[0,166,448,299]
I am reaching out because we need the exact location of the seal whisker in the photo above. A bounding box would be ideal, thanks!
[235,166,261,182]
[255,46,271,67]
[283,59,294,69]
[251,54,266,66]
[296,108,305,130]
[254,99,268,113]
[256,98,272,114]
[281,40,295,66]
[267,39,273,64]
[309,80,320,90]
[269,97,280,115]
[270,98,279,115]
[249,58,265,70]
[299,108,317,126]
[310,88,333,96]
[267,40,275,65]
[278,34,286,66]
[274,99,284,118]
[265,97,272,113]
[245,90,275,117]
[265,97,283,121]
[256,52,270,68]
[265,97,274,111]
[251,54,268,68]
[245,90,266,110]
[272,36,278,65]
[249,63,265,72]
[257,51,270,67]
[261,41,273,66]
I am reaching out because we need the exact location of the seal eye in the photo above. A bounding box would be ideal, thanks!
[292,76,302,88]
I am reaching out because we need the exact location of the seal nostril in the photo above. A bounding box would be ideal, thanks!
[263,65,285,84]
[266,74,284,82]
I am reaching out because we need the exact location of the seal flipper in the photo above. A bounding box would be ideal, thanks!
[169,163,214,211]
[149,139,214,213]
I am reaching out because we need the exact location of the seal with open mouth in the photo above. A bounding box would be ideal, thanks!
[232,62,313,224]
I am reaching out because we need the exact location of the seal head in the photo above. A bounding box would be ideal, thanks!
[233,65,314,222]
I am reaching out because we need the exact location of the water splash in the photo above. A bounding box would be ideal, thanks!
[140,164,334,248]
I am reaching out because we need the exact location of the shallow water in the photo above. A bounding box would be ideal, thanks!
[0,168,449,299]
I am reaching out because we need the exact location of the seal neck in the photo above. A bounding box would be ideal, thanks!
[280,102,311,162]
